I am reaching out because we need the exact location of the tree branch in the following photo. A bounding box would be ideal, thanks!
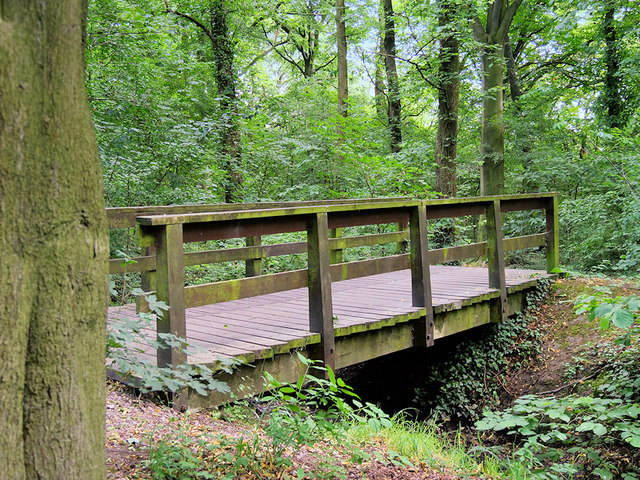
[164,0,214,44]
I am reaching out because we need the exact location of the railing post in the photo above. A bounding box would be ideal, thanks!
[329,228,343,264]
[307,212,336,369]
[155,223,187,369]
[245,235,263,277]
[396,221,409,254]
[545,195,560,273]
[137,245,156,312]
[486,200,507,322]
[410,205,434,347]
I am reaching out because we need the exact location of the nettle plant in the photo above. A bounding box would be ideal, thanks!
[107,285,236,396]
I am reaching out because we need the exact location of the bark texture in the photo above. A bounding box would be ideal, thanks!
[336,0,348,117]
[602,0,623,129]
[382,0,402,153]
[0,1,108,478]
[435,0,459,198]
[210,0,243,202]
[472,0,522,195]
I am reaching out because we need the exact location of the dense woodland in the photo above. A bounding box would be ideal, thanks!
[88,0,640,275]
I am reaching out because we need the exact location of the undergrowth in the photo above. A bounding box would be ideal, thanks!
[412,277,551,424]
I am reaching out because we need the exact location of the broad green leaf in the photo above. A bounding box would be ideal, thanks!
[613,309,635,329]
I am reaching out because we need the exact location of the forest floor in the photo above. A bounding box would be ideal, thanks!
[105,276,638,479]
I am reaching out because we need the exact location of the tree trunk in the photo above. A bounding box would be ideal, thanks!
[472,0,523,196]
[382,0,402,153]
[374,33,387,120]
[0,2,107,478]
[210,0,243,202]
[336,0,348,117]
[479,42,506,196]
[602,0,623,129]
[435,0,459,198]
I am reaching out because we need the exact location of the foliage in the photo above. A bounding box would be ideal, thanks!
[413,278,550,423]
[475,394,640,479]
[145,354,394,480]
[575,287,640,344]
[107,287,236,396]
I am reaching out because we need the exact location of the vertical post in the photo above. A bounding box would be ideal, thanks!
[137,245,156,312]
[409,205,434,347]
[545,195,560,273]
[329,228,343,264]
[245,235,263,277]
[396,221,409,254]
[155,223,187,369]
[486,200,507,322]
[307,212,336,369]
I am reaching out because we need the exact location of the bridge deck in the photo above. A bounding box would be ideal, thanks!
[108,265,548,367]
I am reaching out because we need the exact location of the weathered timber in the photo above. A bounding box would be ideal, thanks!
[185,270,308,307]
[107,194,560,409]
[307,213,336,369]
[329,228,343,264]
[410,205,434,346]
[486,200,508,322]
[154,223,188,409]
[545,196,560,273]
[245,236,263,277]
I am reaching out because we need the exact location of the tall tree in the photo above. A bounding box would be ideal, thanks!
[0,1,107,478]
[435,0,460,198]
[165,0,243,202]
[336,0,348,117]
[382,0,403,153]
[601,0,624,129]
[472,0,523,195]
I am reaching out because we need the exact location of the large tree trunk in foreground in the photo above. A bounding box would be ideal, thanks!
[0,2,108,478]
[435,0,459,198]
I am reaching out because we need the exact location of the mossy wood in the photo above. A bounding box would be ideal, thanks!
[108,194,559,408]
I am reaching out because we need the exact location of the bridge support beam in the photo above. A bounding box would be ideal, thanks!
[307,212,336,369]
[545,196,560,273]
[410,205,434,346]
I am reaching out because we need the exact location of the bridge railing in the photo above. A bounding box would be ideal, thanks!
[107,193,559,370]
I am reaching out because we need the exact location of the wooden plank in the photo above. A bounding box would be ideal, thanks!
[428,242,487,264]
[486,200,508,323]
[108,197,411,228]
[545,195,560,273]
[184,269,308,307]
[503,233,546,252]
[328,208,410,229]
[182,216,309,243]
[155,224,186,369]
[330,255,410,282]
[307,212,335,369]
[410,205,434,346]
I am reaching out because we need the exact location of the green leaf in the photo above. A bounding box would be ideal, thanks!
[599,317,610,330]
[613,309,635,329]
[594,303,614,318]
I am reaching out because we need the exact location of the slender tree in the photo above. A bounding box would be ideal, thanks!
[472,0,523,195]
[165,0,243,202]
[601,0,624,129]
[0,1,107,478]
[336,0,348,117]
[382,0,403,153]
[435,0,460,198]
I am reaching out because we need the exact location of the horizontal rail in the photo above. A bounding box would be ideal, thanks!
[108,232,547,275]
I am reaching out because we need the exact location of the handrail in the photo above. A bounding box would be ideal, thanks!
[108,193,560,372]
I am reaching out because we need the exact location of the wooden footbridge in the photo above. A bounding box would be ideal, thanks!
[107,194,559,408]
